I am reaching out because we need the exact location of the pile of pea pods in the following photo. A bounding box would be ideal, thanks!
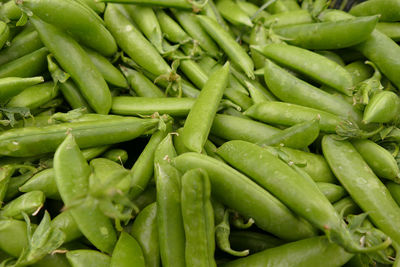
[1,0,400,266]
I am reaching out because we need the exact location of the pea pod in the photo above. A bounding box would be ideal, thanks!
[350,0,400,22]
[66,250,111,267]
[0,219,29,257]
[229,231,285,255]
[0,21,9,50]
[216,0,253,27]
[111,232,145,267]
[263,9,313,27]
[54,134,117,253]
[19,168,60,200]
[156,9,191,44]
[0,1,22,22]
[317,50,345,66]
[333,197,361,218]
[0,165,16,207]
[0,76,44,104]
[78,0,106,13]
[99,0,193,9]
[31,16,112,114]
[120,66,165,98]
[5,171,36,201]
[322,135,400,245]
[345,61,374,85]
[274,16,379,50]
[102,149,128,164]
[181,168,216,267]
[181,62,229,153]
[52,210,82,243]
[172,152,317,241]
[387,182,400,207]
[363,91,400,124]
[317,182,347,203]
[253,43,353,95]
[376,23,400,42]
[0,190,45,219]
[59,80,93,112]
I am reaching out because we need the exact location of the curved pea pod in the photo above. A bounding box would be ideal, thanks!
[22,0,117,56]
[172,153,317,241]
[59,80,93,112]
[316,50,345,66]
[0,190,45,219]
[245,102,344,133]
[20,168,60,200]
[258,119,320,149]
[249,24,269,70]
[181,169,216,267]
[0,1,22,22]
[352,139,400,183]
[120,66,164,98]
[77,0,106,13]
[387,182,400,207]
[54,134,117,253]
[333,196,361,218]
[155,163,185,267]
[263,59,362,123]
[156,9,191,44]
[181,62,229,153]
[322,135,400,245]
[0,165,15,207]
[0,47,48,78]
[274,16,379,50]
[66,250,111,267]
[220,236,353,267]
[0,76,44,104]
[52,210,82,243]
[31,17,112,114]
[99,0,193,9]
[0,21,9,50]
[376,23,400,42]
[0,115,158,157]
[104,5,171,78]
[0,219,28,257]
[4,171,36,201]
[84,48,128,88]
[253,43,353,95]
[110,232,145,267]
[229,231,285,255]
[350,0,400,22]
[345,61,374,85]
[197,15,254,79]
[216,0,253,27]
[317,182,347,203]
[363,91,400,124]
[102,149,128,164]
[263,9,313,27]
[131,202,160,267]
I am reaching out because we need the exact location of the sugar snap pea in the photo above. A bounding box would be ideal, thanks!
[52,210,82,243]
[111,232,145,267]
[0,76,44,103]
[0,190,44,219]
[229,231,285,255]
[350,0,400,22]
[376,22,400,42]
[120,66,165,98]
[99,0,193,9]
[317,182,347,203]
[19,168,60,200]
[66,250,111,267]
[0,218,28,257]
[363,91,400,124]
[216,0,253,27]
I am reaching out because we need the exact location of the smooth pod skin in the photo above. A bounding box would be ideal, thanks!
[253,43,353,95]
[0,190,45,219]
[210,114,281,144]
[19,168,60,200]
[131,202,160,267]
[31,16,112,114]
[350,0,400,22]
[0,21,9,50]
[59,80,93,112]
[181,63,229,153]
[120,66,165,98]
[52,210,82,243]
[263,9,313,27]
[387,182,400,206]
[155,163,186,267]
[0,116,158,157]
[0,47,48,78]
[54,134,117,253]
[66,250,111,267]
[274,16,379,50]
[376,23,400,41]
[22,0,117,56]
[316,182,347,203]
[263,59,362,123]
[216,0,253,27]
[352,139,400,183]
[102,149,128,164]
[333,197,361,218]
[229,231,285,255]
[105,4,171,77]
[0,76,44,103]
[111,96,194,116]
[181,169,216,267]
[172,153,317,241]
[197,15,254,79]
[245,101,345,133]
[0,165,15,207]
[0,1,22,21]
[344,61,373,84]
[78,0,106,13]
[111,232,145,267]
[220,236,353,267]
[249,24,269,70]
[363,91,400,123]
[99,0,193,9]
[322,135,400,245]
[156,9,191,44]
[7,82,58,110]
[0,219,28,257]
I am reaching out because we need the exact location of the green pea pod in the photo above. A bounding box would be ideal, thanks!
[77,0,106,13]
[387,182,400,207]
[66,250,111,267]
[0,47,48,78]
[110,232,145,267]
[173,127,192,155]
[245,102,344,133]
[130,123,171,199]
[0,219,29,257]
[181,62,229,153]
[156,9,191,44]
[131,202,160,267]
[52,210,82,243]
[0,115,158,157]
[133,186,156,211]
[99,0,193,9]
[376,23,400,42]
[216,0,253,27]
[350,0,400,22]
[352,139,400,183]
[172,153,317,241]
[104,4,171,78]
[333,196,361,218]
[0,21,9,50]
[316,182,347,203]
[258,119,320,149]
[263,59,362,123]
[345,61,374,85]
[0,76,44,103]
[0,165,15,207]
[181,168,216,267]
[229,231,285,255]
[0,190,45,219]
[31,16,112,114]
[249,23,269,70]
[217,140,388,253]
[322,135,400,245]
[20,168,60,200]
[253,43,353,95]
[263,9,313,27]
[363,91,400,124]
[5,171,36,201]
[22,0,117,56]
[155,163,185,267]
[31,253,71,267]
[220,236,353,267]
[120,66,165,98]
[59,80,93,112]
[54,134,117,253]
[102,149,128,164]
[0,1,22,22]
[236,0,269,20]
[84,47,128,88]
[197,15,254,79]
[274,16,378,50]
